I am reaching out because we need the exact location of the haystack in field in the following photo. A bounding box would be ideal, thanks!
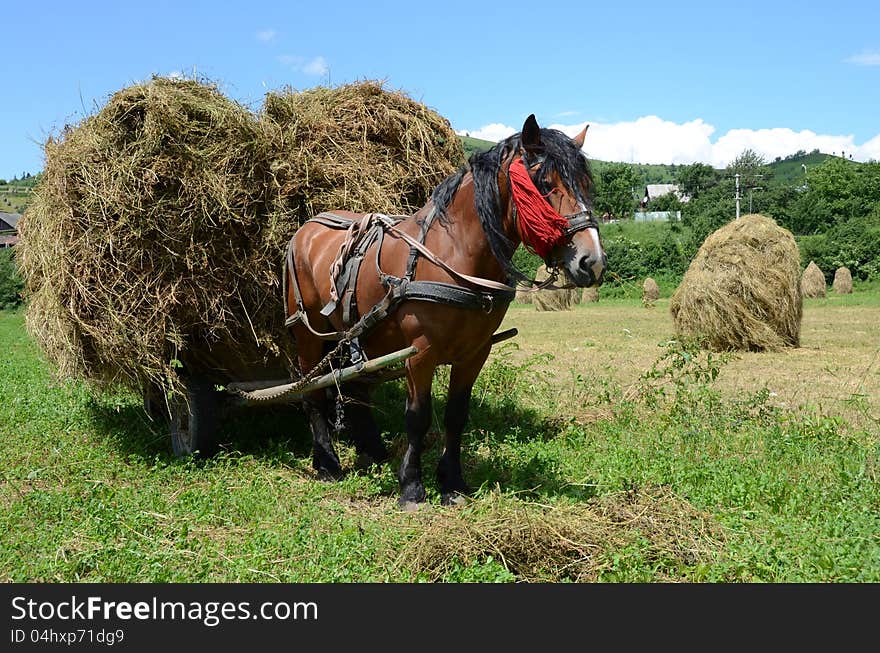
[514,288,534,304]
[533,264,578,311]
[832,266,853,294]
[670,214,802,351]
[582,286,599,303]
[17,77,463,395]
[642,277,660,306]
[801,261,826,298]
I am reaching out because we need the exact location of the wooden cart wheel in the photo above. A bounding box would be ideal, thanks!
[143,383,168,423]
[169,377,219,458]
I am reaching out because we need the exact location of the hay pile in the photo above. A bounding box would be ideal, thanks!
[833,266,853,294]
[582,286,599,303]
[18,77,464,394]
[801,261,827,298]
[395,488,723,582]
[514,288,533,304]
[532,264,579,311]
[258,81,464,256]
[642,277,660,306]
[670,214,802,351]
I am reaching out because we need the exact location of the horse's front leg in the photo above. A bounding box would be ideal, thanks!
[438,344,491,506]
[398,357,435,510]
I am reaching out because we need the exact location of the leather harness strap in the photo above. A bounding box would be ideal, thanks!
[284,211,516,342]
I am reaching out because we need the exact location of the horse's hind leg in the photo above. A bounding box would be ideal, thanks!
[296,333,344,480]
[339,381,388,470]
[438,345,491,506]
[303,391,344,480]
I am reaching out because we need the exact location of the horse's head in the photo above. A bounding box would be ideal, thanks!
[511,114,606,287]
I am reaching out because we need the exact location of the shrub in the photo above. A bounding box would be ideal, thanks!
[511,245,542,280]
[797,211,880,281]
[603,236,647,282]
[0,248,24,309]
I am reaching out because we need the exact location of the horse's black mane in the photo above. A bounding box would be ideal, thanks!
[429,127,593,282]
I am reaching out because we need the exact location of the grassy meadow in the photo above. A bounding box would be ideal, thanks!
[0,193,29,215]
[1,290,878,582]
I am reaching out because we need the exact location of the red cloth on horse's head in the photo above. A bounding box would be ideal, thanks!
[508,157,570,260]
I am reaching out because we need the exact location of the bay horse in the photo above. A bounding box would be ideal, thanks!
[286,114,605,508]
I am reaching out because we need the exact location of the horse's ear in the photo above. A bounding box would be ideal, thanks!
[521,114,542,153]
[572,124,589,149]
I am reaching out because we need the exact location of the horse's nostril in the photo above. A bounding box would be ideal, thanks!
[579,255,593,272]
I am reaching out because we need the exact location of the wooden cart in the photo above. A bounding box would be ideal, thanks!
[146,328,518,456]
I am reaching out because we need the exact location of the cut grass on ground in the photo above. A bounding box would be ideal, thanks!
[1,297,878,582]
[500,290,880,431]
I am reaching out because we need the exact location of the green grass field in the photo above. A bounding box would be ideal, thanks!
[0,192,30,215]
[1,298,878,582]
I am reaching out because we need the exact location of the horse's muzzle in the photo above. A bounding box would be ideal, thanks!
[576,251,606,287]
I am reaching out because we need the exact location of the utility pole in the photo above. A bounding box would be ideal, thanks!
[735,173,741,219]
[749,187,763,213]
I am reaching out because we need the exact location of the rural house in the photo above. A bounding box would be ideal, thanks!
[634,185,688,222]
[0,212,20,248]
[640,184,689,208]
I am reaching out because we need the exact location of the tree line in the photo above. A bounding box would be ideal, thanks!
[591,150,880,284]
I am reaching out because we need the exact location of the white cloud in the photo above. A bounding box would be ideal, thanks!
[860,133,880,160]
[555,110,580,118]
[458,123,516,142]
[277,54,329,77]
[711,128,862,165]
[256,29,277,42]
[302,56,329,77]
[551,116,716,165]
[457,116,880,166]
[845,50,880,66]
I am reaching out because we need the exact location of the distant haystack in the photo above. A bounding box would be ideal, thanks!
[642,277,660,307]
[582,287,599,303]
[515,287,534,304]
[670,214,802,351]
[533,265,576,311]
[801,261,827,299]
[832,267,853,294]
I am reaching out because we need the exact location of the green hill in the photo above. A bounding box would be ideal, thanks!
[460,135,495,158]
[767,150,832,185]
[459,135,679,184]
[592,160,679,185]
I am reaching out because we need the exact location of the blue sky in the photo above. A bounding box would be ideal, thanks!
[3,0,879,180]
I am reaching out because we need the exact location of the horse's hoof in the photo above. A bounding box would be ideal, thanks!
[398,499,427,512]
[316,467,346,482]
[441,492,469,507]
[355,452,382,471]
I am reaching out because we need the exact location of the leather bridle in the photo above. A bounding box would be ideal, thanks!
[510,151,598,264]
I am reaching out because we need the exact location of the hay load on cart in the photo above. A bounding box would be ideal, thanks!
[17,76,466,454]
